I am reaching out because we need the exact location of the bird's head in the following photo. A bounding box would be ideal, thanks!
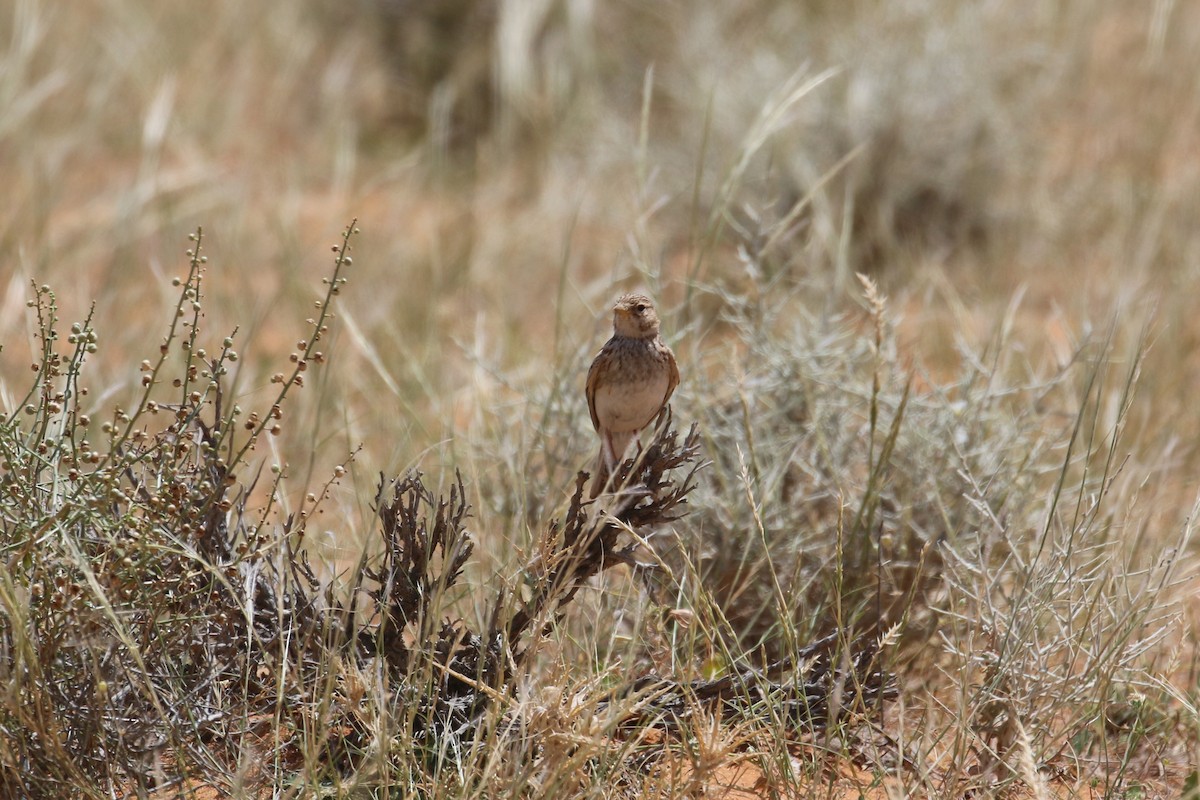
[612,293,661,338]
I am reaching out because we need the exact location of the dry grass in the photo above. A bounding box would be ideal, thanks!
[1,0,1198,797]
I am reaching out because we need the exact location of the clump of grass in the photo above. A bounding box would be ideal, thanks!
[662,276,1033,660]
[0,222,359,796]
[930,334,1194,795]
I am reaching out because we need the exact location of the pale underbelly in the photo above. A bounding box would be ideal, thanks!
[593,374,670,433]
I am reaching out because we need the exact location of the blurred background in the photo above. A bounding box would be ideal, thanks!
[1,0,1198,532]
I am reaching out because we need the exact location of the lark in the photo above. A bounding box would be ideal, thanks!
[586,293,679,497]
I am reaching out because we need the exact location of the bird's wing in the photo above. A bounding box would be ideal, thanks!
[585,345,606,432]
[662,344,680,407]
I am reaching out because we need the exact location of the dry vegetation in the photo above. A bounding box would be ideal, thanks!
[1,0,1199,797]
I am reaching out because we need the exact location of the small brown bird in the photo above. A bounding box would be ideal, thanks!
[586,293,679,496]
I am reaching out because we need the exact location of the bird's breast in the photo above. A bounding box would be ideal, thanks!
[592,366,671,433]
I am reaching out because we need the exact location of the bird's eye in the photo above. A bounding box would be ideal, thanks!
[635,303,647,313]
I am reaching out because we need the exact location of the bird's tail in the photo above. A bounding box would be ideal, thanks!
[590,430,637,499]
[589,446,610,498]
